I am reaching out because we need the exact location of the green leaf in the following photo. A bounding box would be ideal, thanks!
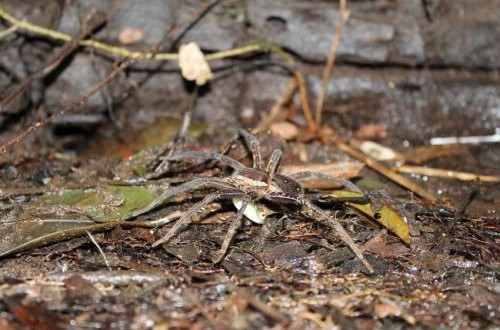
[41,185,157,221]
[0,219,107,258]
[0,185,161,258]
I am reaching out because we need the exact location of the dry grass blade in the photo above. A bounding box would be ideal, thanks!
[333,137,438,202]
[396,165,500,183]
[314,0,350,127]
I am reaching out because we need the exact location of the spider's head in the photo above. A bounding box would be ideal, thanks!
[268,174,304,205]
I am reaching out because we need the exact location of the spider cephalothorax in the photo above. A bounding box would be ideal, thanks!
[131,130,373,272]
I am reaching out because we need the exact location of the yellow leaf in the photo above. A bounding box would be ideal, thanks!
[330,190,411,244]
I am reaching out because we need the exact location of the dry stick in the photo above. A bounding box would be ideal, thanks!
[0,6,315,133]
[0,5,303,75]
[295,71,317,132]
[167,1,224,137]
[395,165,500,183]
[0,6,264,63]
[86,230,112,271]
[0,60,132,156]
[252,78,297,134]
[333,137,438,202]
[0,6,175,61]
[307,0,436,202]
[270,46,318,132]
[178,85,198,138]
[0,23,18,39]
[168,0,223,49]
[0,6,262,64]
[314,0,349,127]
[0,10,107,113]
[0,0,222,156]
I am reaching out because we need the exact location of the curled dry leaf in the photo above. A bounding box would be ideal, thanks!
[358,141,400,161]
[281,161,364,189]
[178,42,213,86]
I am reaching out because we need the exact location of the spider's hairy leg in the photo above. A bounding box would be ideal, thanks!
[239,129,262,169]
[212,199,249,263]
[300,199,374,273]
[152,190,245,247]
[266,149,282,179]
[130,177,235,218]
[166,151,246,170]
[290,171,363,193]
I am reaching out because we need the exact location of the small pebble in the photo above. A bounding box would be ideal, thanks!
[2,165,18,180]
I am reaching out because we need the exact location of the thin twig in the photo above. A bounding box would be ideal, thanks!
[0,6,262,63]
[269,45,317,132]
[0,60,132,156]
[86,231,111,271]
[1,0,216,152]
[0,5,310,157]
[0,10,107,113]
[332,136,438,202]
[252,78,297,134]
[179,85,198,138]
[295,71,317,132]
[395,165,500,183]
[0,23,18,39]
[315,0,349,127]
[168,0,224,49]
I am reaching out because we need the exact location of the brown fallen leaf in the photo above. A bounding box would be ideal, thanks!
[362,230,410,258]
[118,27,144,45]
[281,161,364,189]
[356,123,387,140]
[402,144,464,164]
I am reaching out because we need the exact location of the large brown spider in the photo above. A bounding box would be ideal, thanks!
[131,130,374,272]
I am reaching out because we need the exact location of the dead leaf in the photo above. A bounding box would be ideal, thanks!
[269,121,299,140]
[178,42,213,86]
[0,185,160,258]
[281,162,364,189]
[356,124,387,140]
[118,27,144,45]
[362,230,410,258]
[329,190,411,245]
[403,144,464,164]
[358,141,400,161]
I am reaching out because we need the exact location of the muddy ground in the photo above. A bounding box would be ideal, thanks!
[0,0,498,329]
